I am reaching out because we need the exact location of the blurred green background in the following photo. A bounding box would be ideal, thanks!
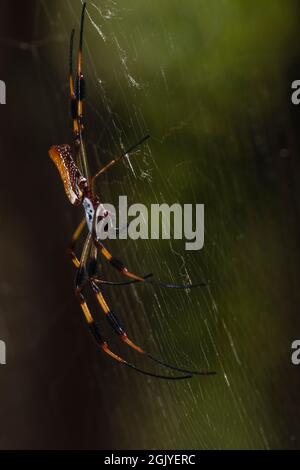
[1,0,300,450]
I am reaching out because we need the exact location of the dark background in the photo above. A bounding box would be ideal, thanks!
[1,0,300,449]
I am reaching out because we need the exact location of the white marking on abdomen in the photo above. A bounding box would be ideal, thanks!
[83,197,95,232]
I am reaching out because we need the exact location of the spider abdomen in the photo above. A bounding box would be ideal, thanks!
[49,144,86,205]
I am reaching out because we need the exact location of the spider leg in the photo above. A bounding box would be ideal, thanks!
[74,238,192,380]
[92,213,145,282]
[68,220,152,285]
[91,135,150,192]
[67,218,86,268]
[92,200,205,288]
[75,3,90,179]
[89,278,216,377]
[69,3,89,178]
[69,28,80,143]
[92,274,153,287]
[93,233,205,288]
[93,277,206,290]
[76,3,86,134]
[93,236,145,282]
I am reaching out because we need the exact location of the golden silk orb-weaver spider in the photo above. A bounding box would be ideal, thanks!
[48,3,216,380]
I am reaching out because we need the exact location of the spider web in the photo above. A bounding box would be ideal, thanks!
[1,0,300,451]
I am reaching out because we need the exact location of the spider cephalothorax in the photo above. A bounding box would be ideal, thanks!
[48,3,215,380]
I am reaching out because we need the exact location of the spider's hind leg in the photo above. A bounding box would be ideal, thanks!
[73,238,191,380]
[92,231,204,289]
[89,276,216,377]
[93,236,145,283]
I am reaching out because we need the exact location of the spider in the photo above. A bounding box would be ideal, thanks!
[48,3,216,380]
